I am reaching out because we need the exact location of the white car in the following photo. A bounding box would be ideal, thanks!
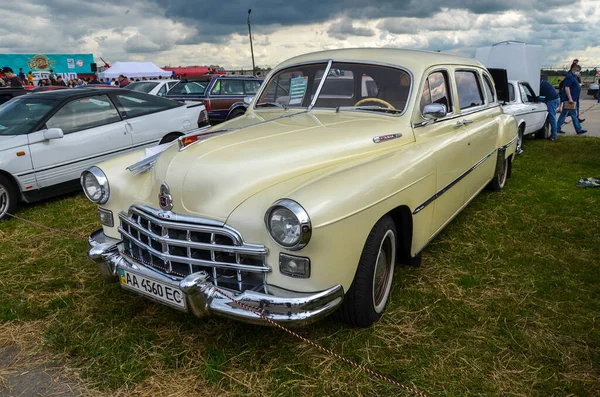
[126,79,180,97]
[0,87,208,220]
[502,80,549,154]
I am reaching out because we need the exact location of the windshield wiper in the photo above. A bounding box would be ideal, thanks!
[255,102,287,110]
[336,106,402,114]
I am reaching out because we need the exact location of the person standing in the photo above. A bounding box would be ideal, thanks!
[27,71,34,85]
[1,67,24,87]
[18,68,26,82]
[539,78,560,141]
[568,59,585,123]
[118,74,129,87]
[55,76,67,86]
[557,64,586,135]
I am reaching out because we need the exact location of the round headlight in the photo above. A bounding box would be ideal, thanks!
[80,166,110,204]
[265,199,311,250]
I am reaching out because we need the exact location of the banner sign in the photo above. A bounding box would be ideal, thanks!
[0,53,94,80]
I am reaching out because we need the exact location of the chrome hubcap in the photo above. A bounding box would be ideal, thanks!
[0,184,8,218]
[372,230,396,313]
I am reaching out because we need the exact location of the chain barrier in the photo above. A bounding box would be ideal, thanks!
[4,212,429,397]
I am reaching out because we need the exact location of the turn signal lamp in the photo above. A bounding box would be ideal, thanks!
[178,129,231,150]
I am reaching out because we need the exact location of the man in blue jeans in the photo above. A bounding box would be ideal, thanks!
[557,64,587,135]
[539,78,561,141]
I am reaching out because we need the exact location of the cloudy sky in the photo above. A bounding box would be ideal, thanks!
[1,0,599,70]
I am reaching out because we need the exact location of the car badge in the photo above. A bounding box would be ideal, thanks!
[159,182,173,211]
[373,133,402,143]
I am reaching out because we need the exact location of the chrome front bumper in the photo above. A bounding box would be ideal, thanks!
[88,229,344,326]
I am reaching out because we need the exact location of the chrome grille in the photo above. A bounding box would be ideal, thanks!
[118,205,269,293]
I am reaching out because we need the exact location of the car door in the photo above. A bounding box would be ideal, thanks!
[111,91,191,146]
[28,94,132,188]
[455,69,501,200]
[519,82,547,132]
[413,69,472,236]
[207,79,246,121]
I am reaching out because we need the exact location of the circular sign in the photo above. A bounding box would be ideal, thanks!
[76,60,84,67]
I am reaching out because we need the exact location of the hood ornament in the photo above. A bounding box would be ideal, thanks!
[159,182,173,211]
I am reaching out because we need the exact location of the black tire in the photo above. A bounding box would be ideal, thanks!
[535,118,551,139]
[516,126,524,155]
[334,215,397,327]
[0,174,18,221]
[159,132,182,145]
[487,156,510,192]
[228,108,245,120]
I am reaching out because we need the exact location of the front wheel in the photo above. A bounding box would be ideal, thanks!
[535,119,551,139]
[0,175,18,221]
[334,215,397,327]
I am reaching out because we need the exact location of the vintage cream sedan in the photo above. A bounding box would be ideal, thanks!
[84,49,517,327]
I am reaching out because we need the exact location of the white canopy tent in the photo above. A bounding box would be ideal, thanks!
[98,62,172,79]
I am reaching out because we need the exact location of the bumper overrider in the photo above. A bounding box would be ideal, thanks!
[88,229,344,326]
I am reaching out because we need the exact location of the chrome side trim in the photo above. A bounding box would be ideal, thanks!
[412,148,497,215]
[412,104,501,128]
[499,135,518,150]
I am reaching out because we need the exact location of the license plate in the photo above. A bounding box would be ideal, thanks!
[119,268,186,310]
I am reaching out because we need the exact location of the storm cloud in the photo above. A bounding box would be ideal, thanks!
[0,0,597,69]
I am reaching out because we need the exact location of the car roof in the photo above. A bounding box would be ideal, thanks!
[274,48,485,77]
[21,87,131,101]
[181,75,262,82]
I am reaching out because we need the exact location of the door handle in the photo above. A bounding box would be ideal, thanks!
[462,119,473,124]
[125,123,133,134]
[455,121,464,128]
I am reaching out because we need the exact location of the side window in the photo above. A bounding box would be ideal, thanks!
[483,74,495,104]
[211,80,221,95]
[455,71,484,110]
[244,80,261,95]
[420,71,452,114]
[508,84,515,102]
[168,81,207,96]
[520,83,537,103]
[114,92,180,118]
[221,80,244,95]
[46,95,120,134]
[157,85,168,97]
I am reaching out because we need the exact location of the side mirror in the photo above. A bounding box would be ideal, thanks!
[43,128,64,140]
[243,96,253,105]
[423,103,447,120]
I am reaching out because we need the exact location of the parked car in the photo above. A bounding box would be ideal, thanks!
[587,81,599,99]
[126,79,180,97]
[85,48,517,327]
[0,88,208,220]
[166,75,264,122]
[0,87,28,105]
[499,79,549,154]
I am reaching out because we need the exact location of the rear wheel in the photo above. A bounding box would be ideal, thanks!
[0,175,18,221]
[228,108,245,119]
[159,132,183,145]
[516,126,524,155]
[487,156,510,192]
[335,215,396,327]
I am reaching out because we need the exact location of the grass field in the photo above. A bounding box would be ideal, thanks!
[1,137,599,396]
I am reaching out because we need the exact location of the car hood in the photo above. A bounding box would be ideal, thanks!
[151,111,413,221]
[0,135,24,150]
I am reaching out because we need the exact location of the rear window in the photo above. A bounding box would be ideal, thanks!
[455,71,484,110]
[168,81,208,96]
[126,82,159,94]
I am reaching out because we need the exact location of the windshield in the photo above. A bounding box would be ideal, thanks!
[0,97,56,135]
[256,62,411,114]
[126,82,160,93]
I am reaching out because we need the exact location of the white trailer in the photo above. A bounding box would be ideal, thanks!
[476,41,543,95]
